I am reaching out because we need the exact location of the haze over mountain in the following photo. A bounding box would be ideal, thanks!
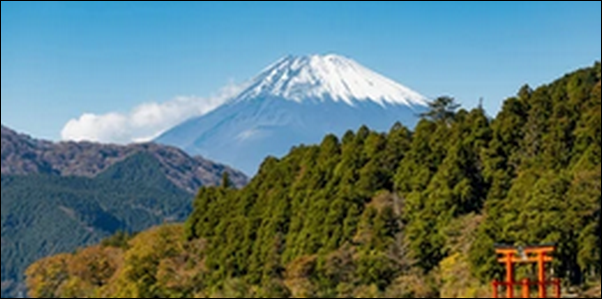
[157,54,428,175]
[0,126,247,298]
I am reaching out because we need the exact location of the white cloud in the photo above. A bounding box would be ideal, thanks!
[61,83,244,144]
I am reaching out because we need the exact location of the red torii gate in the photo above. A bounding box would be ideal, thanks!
[492,245,561,298]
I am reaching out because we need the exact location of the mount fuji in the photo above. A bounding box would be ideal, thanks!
[156,54,428,175]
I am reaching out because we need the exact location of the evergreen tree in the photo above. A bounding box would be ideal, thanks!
[420,96,461,124]
[25,63,602,299]
[222,172,232,189]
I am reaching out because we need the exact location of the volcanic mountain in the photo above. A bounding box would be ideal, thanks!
[157,54,428,175]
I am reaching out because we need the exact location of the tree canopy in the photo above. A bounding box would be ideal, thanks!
[25,63,601,298]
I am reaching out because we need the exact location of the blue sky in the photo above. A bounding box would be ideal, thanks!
[1,1,601,141]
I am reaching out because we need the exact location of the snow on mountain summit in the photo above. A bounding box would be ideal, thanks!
[236,54,428,107]
[157,54,428,175]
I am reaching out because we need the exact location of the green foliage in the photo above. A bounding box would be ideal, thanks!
[420,96,461,124]
[1,153,193,298]
[101,231,136,250]
[221,172,232,189]
[470,63,602,283]
[23,63,601,298]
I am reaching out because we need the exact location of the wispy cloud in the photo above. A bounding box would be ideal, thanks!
[61,83,244,144]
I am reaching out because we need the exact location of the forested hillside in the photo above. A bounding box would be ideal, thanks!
[26,63,601,298]
[1,130,248,298]
[1,153,196,298]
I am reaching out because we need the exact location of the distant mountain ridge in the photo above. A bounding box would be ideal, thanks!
[1,126,247,298]
[1,125,248,192]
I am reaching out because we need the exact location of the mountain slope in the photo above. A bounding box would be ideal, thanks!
[1,128,248,298]
[1,127,247,191]
[1,154,190,298]
[157,54,428,174]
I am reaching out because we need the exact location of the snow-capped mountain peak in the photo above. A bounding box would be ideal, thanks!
[158,54,428,174]
[235,54,428,107]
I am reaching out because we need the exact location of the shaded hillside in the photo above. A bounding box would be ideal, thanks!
[26,62,600,298]
[1,129,248,298]
[1,153,194,297]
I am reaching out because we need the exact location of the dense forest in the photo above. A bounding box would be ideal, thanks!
[26,63,601,298]
[0,129,249,298]
[1,154,194,298]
